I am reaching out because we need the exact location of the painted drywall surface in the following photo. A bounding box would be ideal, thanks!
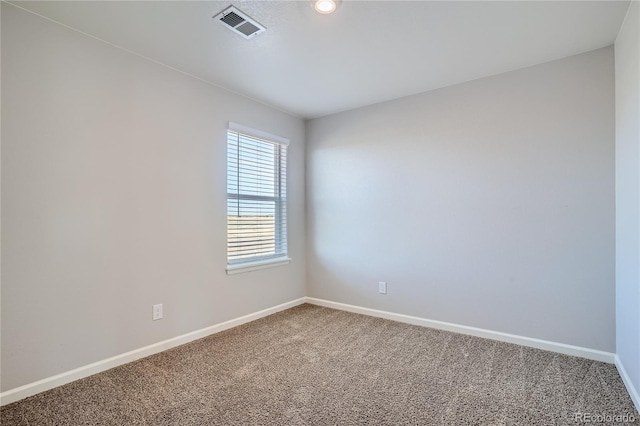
[615,1,640,402]
[306,47,615,352]
[1,4,305,391]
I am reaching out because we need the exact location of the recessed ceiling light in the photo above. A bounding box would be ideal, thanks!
[314,0,337,14]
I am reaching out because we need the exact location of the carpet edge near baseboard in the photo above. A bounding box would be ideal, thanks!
[305,297,616,364]
[615,355,640,414]
[0,297,307,407]
[1,296,621,408]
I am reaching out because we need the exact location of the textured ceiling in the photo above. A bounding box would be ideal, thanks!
[9,1,631,118]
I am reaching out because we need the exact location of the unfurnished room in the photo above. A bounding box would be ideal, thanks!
[1,0,639,424]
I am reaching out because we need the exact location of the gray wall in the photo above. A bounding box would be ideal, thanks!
[615,1,640,401]
[1,4,306,391]
[306,47,616,352]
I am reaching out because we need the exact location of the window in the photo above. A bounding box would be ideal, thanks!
[226,123,289,273]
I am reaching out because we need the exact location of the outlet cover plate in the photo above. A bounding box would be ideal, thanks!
[152,304,163,320]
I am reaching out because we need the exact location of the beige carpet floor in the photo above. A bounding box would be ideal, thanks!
[1,304,638,425]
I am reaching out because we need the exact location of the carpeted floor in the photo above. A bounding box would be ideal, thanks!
[1,304,638,425]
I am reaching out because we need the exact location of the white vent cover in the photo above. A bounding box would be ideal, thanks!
[213,6,266,39]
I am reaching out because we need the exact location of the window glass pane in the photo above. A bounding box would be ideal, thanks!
[226,129,287,264]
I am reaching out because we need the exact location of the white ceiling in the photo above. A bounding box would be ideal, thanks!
[10,1,631,119]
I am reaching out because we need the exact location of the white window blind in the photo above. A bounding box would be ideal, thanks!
[227,125,288,265]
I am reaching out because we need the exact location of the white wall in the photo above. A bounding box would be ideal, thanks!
[1,3,306,392]
[306,47,615,352]
[615,1,640,406]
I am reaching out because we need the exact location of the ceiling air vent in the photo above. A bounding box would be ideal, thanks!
[213,6,266,39]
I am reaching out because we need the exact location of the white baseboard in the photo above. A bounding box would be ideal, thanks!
[0,297,306,406]
[0,296,621,407]
[615,355,640,413]
[305,297,616,364]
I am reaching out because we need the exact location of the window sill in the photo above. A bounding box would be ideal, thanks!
[226,257,291,275]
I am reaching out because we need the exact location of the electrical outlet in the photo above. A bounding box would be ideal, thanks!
[379,281,387,294]
[152,304,163,321]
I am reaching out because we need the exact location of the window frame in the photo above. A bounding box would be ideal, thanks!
[225,122,290,274]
